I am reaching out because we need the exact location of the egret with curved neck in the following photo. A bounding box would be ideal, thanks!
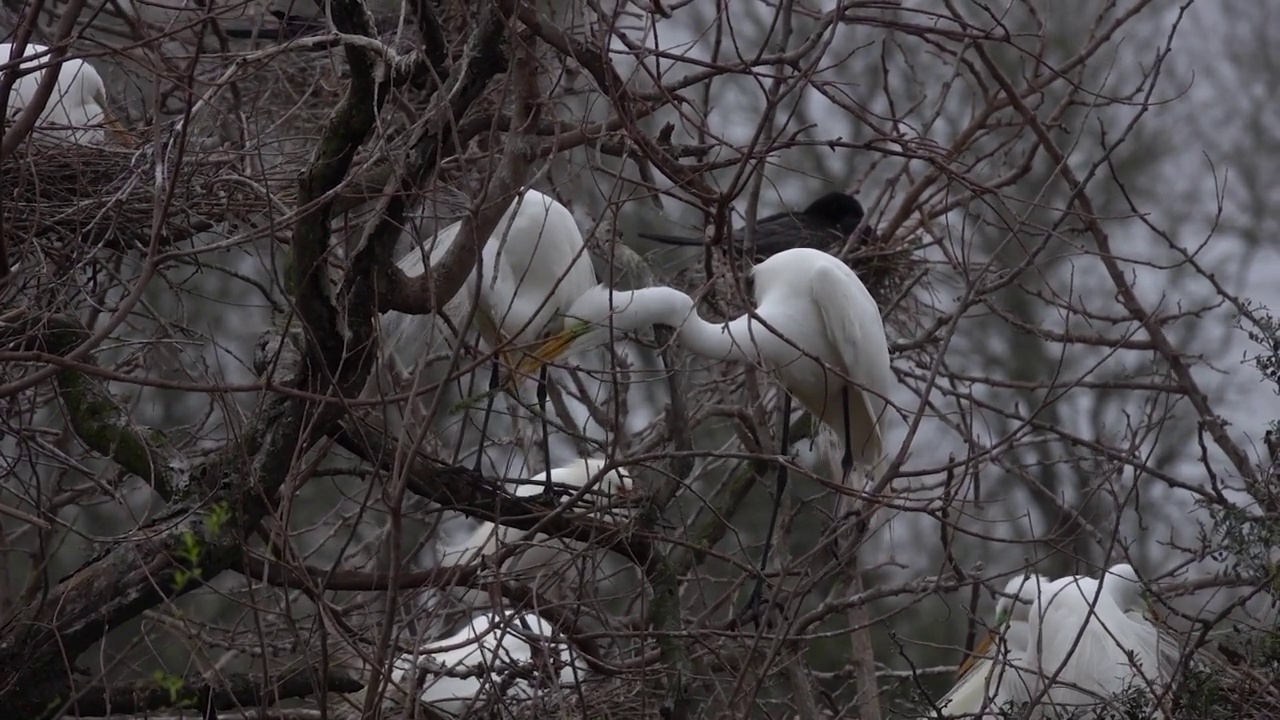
[383,189,596,479]
[520,247,893,618]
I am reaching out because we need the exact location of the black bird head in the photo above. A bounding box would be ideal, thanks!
[802,191,865,236]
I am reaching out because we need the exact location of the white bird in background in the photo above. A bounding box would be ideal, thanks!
[519,246,893,616]
[1027,563,1174,713]
[939,564,1176,717]
[938,573,1045,718]
[380,188,598,476]
[1,42,128,145]
[389,609,590,717]
[436,457,635,569]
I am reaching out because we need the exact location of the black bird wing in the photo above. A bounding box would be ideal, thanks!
[640,207,854,259]
[636,232,715,247]
[223,11,324,40]
[752,213,846,256]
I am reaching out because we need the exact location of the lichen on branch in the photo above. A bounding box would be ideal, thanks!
[0,311,190,500]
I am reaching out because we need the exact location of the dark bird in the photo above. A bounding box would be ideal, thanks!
[222,11,326,41]
[637,191,869,261]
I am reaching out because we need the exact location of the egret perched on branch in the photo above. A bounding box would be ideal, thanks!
[518,247,893,617]
[436,457,635,569]
[389,609,590,717]
[638,191,869,261]
[1,42,128,145]
[382,189,597,478]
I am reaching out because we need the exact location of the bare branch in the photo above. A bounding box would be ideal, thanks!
[67,670,362,717]
[0,311,189,500]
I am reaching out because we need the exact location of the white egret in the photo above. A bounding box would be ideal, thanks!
[1104,563,1182,694]
[938,574,1045,718]
[1,42,128,145]
[1026,564,1173,714]
[381,189,597,476]
[436,457,635,569]
[938,566,1176,717]
[519,246,893,617]
[389,609,590,717]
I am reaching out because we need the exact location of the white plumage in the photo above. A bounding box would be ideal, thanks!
[389,609,590,717]
[938,564,1176,718]
[1028,564,1173,712]
[523,247,893,518]
[1,42,124,145]
[938,574,1044,718]
[380,189,598,381]
[436,457,634,579]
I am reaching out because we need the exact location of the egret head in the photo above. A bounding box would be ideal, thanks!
[994,573,1042,628]
[955,574,1043,678]
[1101,563,1148,612]
[505,285,618,386]
[802,191,864,236]
[63,59,131,146]
[91,88,132,146]
[507,284,699,389]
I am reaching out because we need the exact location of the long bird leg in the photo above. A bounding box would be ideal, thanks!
[834,385,868,555]
[471,362,502,474]
[736,392,792,627]
[840,386,855,481]
[536,364,555,499]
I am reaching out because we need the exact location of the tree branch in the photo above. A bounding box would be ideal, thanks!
[229,554,612,669]
[376,1,524,316]
[970,31,1257,484]
[68,669,362,717]
[333,421,652,565]
[0,0,407,712]
[291,0,392,390]
[503,0,717,206]
[0,311,189,501]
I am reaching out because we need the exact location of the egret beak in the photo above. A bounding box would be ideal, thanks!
[449,325,589,412]
[93,90,134,147]
[956,630,996,678]
[504,324,588,390]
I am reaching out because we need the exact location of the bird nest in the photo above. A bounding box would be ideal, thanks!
[848,227,925,313]
[508,675,664,720]
[0,136,263,252]
[662,223,926,326]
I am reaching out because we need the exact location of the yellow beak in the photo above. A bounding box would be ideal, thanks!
[450,328,585,412]
[956,630,996,678]
[93,90,135,147]
[502,328,581,391]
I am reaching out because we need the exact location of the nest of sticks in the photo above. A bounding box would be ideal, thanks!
[0,136,265,254]
[661,219,926,327]
[508,676,663,720]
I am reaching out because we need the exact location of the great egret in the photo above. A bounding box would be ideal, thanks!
[1,43,128,145]
[638,191,868,261]
[519,246,893,616]
[938,574,1045,718]
[381,189,597,477]
[436,457,634,570]
[1025,564,1173,714]
[389,609,590,717]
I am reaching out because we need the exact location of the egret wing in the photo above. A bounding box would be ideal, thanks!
[808,263,891,470]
